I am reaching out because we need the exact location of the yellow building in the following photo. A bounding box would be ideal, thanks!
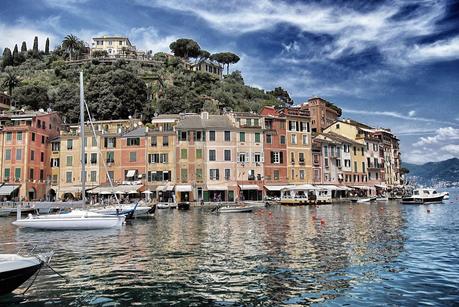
[146,115,179,200]
[91,36,136,58]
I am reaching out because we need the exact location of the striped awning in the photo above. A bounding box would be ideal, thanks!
[0,185,20,196]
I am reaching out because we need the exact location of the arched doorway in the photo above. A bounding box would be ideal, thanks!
[28,188,36,201]
[62,193,75,201]
[48,189,56,201]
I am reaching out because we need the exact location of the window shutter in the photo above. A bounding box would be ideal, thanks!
[288,121,292,131]
[271,151,274,163]
[280,152,284,164]
[216,169,220,180]
[296,121,300,131]
[261,153,264,162]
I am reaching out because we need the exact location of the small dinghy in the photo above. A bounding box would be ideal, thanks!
[0,252,52,295]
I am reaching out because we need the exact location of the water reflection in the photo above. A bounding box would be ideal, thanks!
[1,193,458,305]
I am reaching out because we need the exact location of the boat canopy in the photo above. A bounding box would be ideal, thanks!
[281,184,318,191]
[314,184,350,191]
[0,185,20,196]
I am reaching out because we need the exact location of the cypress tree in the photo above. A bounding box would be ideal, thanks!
[45,37,50,54]
[21,41,27,52]
[33,36,39,57]
[12,44,19,65]
[1,48,13,68]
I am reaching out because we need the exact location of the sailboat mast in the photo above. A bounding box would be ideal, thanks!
[80,71,86,205]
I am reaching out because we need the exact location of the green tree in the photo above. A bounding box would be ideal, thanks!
[210,52,240,74]
[197,49,210,63]
[45,37,50,55]
[13,84,49,109]
[91,50,108,58]
[62,34,81,61]
[1,70,20,96]
[267,87,293,106]
[1,48,13,68]
[12,44,19,65]
[169,38,201,59]
[32,36,39,58]
[21,41,27,52]
[85,69,147,121]
[52,83,80,122]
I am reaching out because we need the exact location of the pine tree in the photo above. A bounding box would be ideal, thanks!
[12,44,19,65]
[21,41,27,52]
[32,36,39,58]
[45,37,50,55]
[1,48,13,68]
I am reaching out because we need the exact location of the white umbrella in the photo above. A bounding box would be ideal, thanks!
[142,190,153,194]
[115,191,126,194]
[128,190,138,194]
[100,191,112,195]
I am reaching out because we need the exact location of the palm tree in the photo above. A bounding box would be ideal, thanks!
[62,34,81,61]
[1,71,20,96]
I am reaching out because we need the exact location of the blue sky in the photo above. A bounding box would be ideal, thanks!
[1,0,459,164]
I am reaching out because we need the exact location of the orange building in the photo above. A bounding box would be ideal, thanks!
[260,106,288,197]
[0,111,61,200]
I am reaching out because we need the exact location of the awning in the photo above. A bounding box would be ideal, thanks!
[351,186,375,190]
[176,185,192,192]
[0,185,20,196]
[156,185,166,191]
[126,170,136,178]
[264,185,288,191]
[283,184,318,191]
[142,190,153,194]
[59,186,85,194]
[239,184,261,190]
[207,184,228,191]
[375,184,387,189]
[165,185,175,191]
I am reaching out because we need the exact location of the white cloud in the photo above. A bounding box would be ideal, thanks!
[0,22,56,52]
[135,0,454,64]
[442,144,459,156]
[128,27,177,53]
[342,108,452,125]
[282,41,300,53]
[408,110,416,117]
[406,36,459,63]
[413,127,459,146]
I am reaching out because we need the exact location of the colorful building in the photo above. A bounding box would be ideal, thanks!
[231,112,264,201]
[260,106,288,197]
[0,111,61,200]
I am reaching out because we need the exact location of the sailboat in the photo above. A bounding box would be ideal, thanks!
[12,72,125,230]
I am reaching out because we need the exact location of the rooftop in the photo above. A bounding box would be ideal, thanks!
[177,114,234,129]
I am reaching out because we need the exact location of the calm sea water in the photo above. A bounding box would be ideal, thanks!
[1,189,458,306]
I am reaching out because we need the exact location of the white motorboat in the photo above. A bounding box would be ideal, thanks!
[0,252,52,295]
[157,202,177,209]
[13,210,125,230]
[90,203,155,217]
[217,205,254,213]
[11,72,125,231]
[376,196,389,202]
[356,197,376,203]
[401,188,444,204]
[440,192,450,200]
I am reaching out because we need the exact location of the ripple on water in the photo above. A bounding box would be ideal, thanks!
[0,195,459,305]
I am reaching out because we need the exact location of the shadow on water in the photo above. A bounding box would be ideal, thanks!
[1,190,459,305]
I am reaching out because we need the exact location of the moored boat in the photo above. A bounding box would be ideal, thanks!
[356,197,376,203]
[0,252,52,295]
[177,202,190,210]
[401,188,444,204]
[217,206,254,213]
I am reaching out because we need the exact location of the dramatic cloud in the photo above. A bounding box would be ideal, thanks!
[0,22,56,52]
[413,127,459,146]
[343,108,452,125]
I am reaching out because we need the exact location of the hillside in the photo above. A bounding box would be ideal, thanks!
[403,158,459,185]
[1,37,288,123]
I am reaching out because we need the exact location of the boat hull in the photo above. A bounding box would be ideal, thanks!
[0,255,43,295]
[12,216,124,230]
[401,195,444,204]
[90,206,154,217]
[218,206,254,213]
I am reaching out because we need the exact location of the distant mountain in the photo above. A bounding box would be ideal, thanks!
[403,158,459,185]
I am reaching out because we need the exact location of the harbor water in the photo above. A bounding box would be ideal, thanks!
[1,189,458,306]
